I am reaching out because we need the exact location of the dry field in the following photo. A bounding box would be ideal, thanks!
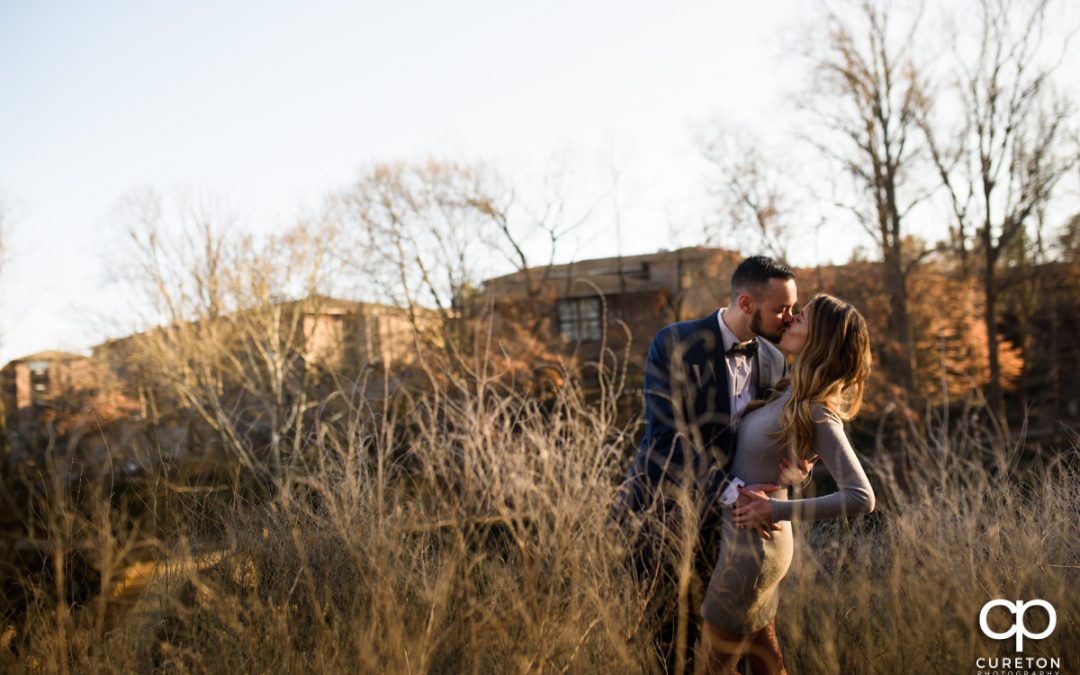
[1,381,1077,674]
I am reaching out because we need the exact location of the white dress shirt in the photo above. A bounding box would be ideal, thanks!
[717,308,757,428]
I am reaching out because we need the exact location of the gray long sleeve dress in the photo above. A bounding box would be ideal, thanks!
[700,389,875,633]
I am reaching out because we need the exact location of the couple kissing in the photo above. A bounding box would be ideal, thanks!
[612,256,876,674]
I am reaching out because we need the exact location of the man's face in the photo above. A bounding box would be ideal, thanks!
[747,278,797,343]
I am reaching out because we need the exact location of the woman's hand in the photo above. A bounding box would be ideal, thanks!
[777,454,818,487]
[734,487,776,532]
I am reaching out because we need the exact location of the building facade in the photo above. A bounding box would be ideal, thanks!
[480,246,742,376]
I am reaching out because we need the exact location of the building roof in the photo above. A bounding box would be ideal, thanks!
[89,294,436,358]
[482,245,735,286]
[5,350,88,365]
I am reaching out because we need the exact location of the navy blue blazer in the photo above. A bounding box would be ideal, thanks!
[619,311,788,514]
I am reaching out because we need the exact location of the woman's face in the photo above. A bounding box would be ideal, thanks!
[779,302,811,355]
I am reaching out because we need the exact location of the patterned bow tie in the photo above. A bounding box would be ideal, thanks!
[725,340,758,357]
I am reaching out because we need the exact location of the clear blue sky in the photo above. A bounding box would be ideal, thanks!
[1,1,1076,363]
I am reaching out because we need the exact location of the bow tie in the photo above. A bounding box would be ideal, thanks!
[725,340,758,357]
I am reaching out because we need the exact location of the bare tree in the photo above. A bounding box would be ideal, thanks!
[1059,211,1080,262]
[701,130,797,265]
[334,159,589,382]
[800,0,934,403]
[108,188,346,487]
[918,0,1076,421]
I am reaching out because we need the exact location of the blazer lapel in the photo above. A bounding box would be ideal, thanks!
[701,313,731,416]
[752,339,784,398]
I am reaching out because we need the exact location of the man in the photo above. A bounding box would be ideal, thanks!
[613,255,812,672]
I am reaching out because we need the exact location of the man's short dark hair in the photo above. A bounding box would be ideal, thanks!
[730,255,795,301]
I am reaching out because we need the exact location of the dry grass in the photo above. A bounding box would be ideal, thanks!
[2,381,1077,674]
[779,417,1080,674]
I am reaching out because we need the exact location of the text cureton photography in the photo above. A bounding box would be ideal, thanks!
[974,599,1062,675]
[975,656,1061,675]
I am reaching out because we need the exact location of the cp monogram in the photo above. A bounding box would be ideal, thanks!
[979,599,1057,652]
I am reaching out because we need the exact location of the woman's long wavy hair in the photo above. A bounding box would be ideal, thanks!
[778,293,872,460]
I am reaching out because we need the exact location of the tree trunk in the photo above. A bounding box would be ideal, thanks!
[883,245,918,402]
[982,239,1005,426]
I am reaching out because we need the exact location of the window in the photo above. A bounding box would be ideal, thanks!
[557,297,602,342]
[28,361,49,396]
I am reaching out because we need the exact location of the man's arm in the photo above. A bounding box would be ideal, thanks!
[644,327,783,533]
[640,330,678,471]
[637,330,697,491]
[641,329,738,500]
[733,458,816,536]
[735,484,784,539]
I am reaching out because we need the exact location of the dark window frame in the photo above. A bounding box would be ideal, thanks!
[557,296,602,342]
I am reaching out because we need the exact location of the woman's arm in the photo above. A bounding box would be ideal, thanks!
[773,406,874,521]
[735,406,874,526]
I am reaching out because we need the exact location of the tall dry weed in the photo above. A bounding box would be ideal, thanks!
[3,367,653,673]
[3,377,1077,673]
[779,410,1079,673]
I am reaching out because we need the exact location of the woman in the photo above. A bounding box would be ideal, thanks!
[698,293,876,675]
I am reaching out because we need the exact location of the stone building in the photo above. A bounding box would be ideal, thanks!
[480,246,742,377]
[0,350,94,426]
[1,296,432,462]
